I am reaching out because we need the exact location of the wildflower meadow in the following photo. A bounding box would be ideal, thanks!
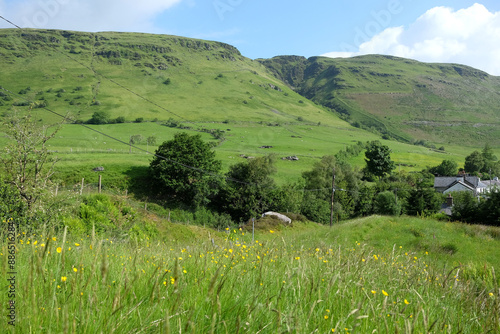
[1,218,499,333]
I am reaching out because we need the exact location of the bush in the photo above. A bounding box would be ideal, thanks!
[129,135,144,145]
[194,207,234,229]
[134,117,144,123]
[146,136,157,146]
[115,116,125,123]
[375,191,401,216]
[88,111,110,124]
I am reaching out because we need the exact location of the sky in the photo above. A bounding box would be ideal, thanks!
[1,0,500,75]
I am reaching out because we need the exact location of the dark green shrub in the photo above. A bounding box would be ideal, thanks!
[375,191,401,216]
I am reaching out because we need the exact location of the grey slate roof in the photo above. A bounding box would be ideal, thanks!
[434,176,484,189]
[434,177,461,188]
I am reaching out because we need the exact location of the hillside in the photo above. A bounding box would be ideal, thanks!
[259,55,500,146]
[2,206,499,332]
[0,29,329,124]
[0,28,471,185]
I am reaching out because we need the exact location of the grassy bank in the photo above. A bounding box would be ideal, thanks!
[1,216,499,333]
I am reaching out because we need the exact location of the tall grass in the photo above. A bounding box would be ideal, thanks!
[1,223,498,333]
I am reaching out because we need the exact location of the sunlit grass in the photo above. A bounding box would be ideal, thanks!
[1,219,498,333]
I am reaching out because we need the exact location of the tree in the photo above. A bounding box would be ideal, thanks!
[429,159,458,176]
[482,143,497,162]
[146,136,157,146]
[218,155,276,221]
[374,191,401,216]
[129,134,144,145]
[1,110,60,225]
[301,156,361,222]
[479,192,500,226]
[405,188,443,216]
[481,144,498,173]
[364,141,395,179]
[149,133,222,206]
[464,151,484,174]
[88,111,110,124]
[451,191,481,224]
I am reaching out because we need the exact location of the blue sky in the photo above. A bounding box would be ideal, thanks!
[1,0,500,74]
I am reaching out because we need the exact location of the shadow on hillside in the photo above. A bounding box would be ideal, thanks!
[124,166,155,200]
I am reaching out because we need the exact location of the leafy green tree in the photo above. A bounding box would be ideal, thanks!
[1,112,58,212]
[149,133,222,206]
[364,141,395,179]
[354,184,376,216]
[146,136,157,146]
[429,160,458,176]
[129,134,144,145]
[479,192,500,226]
[451,191,481,223]
[88,111,110,124]
[374,191,401,216]
[1,110,61,227]
[464,150,484,174]
[482,143,497,162]
[481,144,498,173]
[405,188,443,216]
[218,155,276,221]
[301,156,361,222]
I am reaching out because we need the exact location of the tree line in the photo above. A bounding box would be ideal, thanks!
[148,133,499,226]
[1,112,498,231]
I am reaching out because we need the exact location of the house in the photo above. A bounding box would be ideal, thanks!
[482,177,500,193]
[434,176,487,196]
[440,194,454,216]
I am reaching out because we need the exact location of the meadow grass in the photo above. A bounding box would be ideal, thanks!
[1,216,499,333]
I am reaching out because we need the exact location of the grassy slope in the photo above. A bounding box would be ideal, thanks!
[0,29,471,186]
[1,212,499,332]
[260,54,500,147]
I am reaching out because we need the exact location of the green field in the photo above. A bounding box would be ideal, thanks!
[1,214,498,333]
[0,29,496,187]
[0,120,466,187]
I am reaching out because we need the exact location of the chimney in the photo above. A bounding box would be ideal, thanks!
[446,194,453,207]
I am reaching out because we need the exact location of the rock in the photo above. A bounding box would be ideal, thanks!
[282,156,299,161]
[93,166,105,172]
[262,212,291,224]
[259,146,273,149]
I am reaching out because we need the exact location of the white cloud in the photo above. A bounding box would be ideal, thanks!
[0,0,182,32]
[323,3,500,76]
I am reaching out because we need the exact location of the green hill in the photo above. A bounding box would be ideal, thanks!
[259,55,500,146]
[0,29,495,185]
[0,29,328,124]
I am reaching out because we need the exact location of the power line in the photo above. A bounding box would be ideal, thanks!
[0,16,198,127]
[0,17,369,195]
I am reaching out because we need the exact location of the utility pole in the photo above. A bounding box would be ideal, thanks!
[330,168,336,228]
